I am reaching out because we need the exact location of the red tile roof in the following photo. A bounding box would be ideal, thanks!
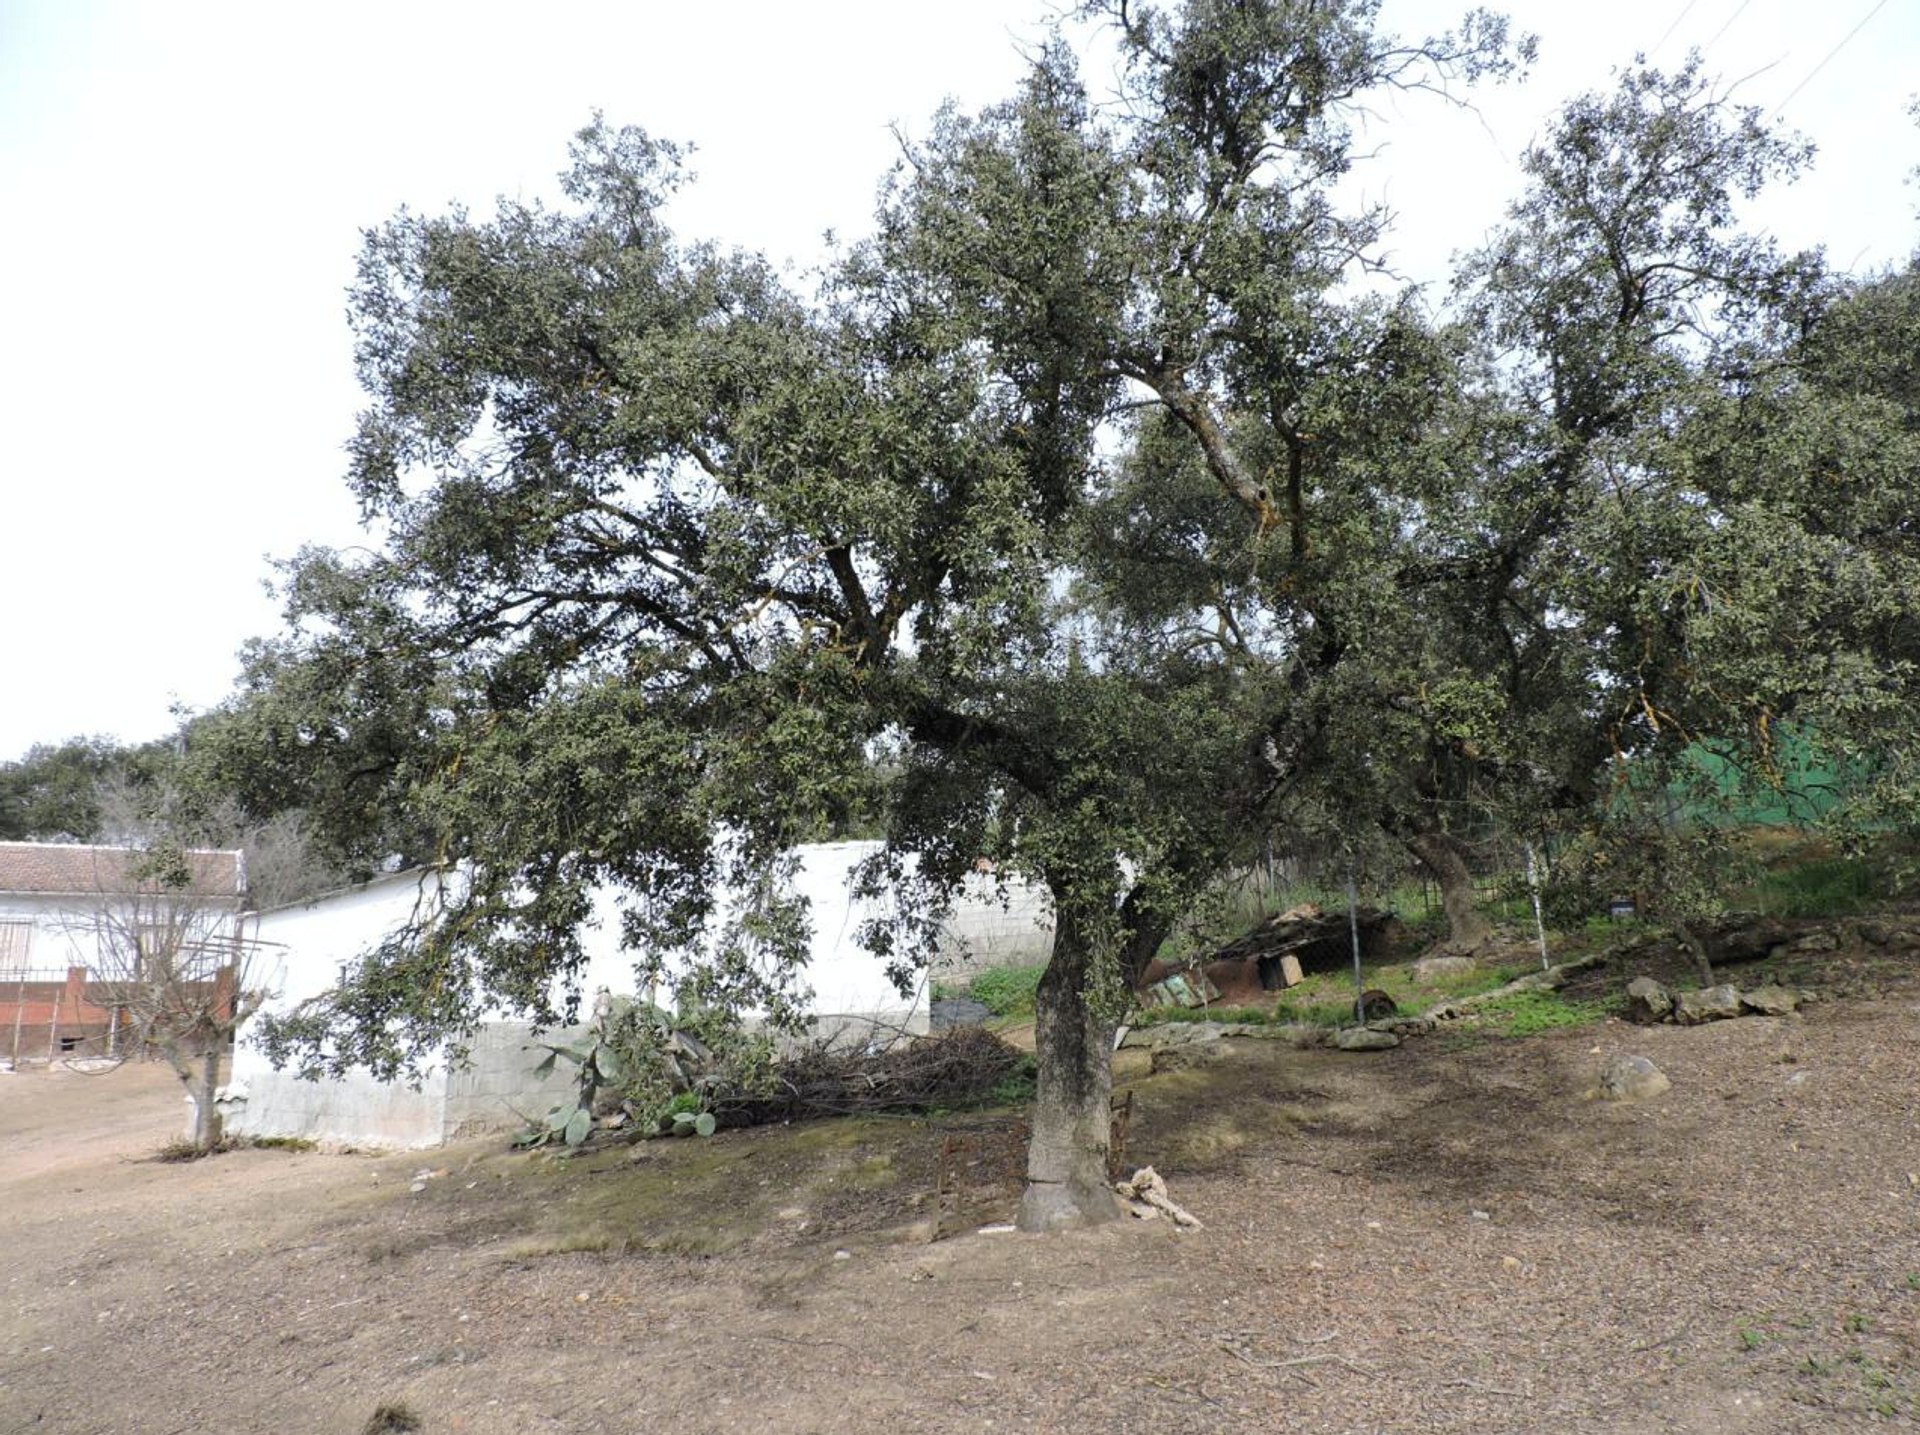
[0,842,244,898]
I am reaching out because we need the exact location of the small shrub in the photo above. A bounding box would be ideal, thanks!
[152,1136,238,1162]
[361,1403,424,1435]
[986,1054,1037,1106]
[251,1136,317,1152]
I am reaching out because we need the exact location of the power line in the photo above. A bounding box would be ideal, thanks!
[1773,0,1893,116]
[1650,0,1703,57]
[1703,0,1754,53]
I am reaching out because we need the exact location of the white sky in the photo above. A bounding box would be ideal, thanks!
[2,0,1914,762]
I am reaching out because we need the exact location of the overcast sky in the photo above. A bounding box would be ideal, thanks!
[2,0,1914,763]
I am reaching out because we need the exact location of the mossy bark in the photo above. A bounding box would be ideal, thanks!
[1016,910,1120,1233]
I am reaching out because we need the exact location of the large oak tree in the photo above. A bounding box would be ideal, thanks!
[254,0,1525,1229]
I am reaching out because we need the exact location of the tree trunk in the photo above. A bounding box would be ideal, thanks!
[195,1042,224,1151]
[1407,833,1491,950]
[1016,910,1121,1233]
[168,1037,225,1152]
[1675,921,1715,987]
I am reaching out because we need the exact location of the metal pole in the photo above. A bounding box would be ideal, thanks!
[1525,841,1551,972]
[1346,858,1365,1020]
[10,973,23,1066]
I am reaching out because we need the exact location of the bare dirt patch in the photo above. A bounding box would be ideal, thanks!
[3,946,1918,1434]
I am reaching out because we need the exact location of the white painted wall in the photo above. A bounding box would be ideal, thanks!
[228,869,454,1147]
[0,890,245,976]
[225,842,1054,1147]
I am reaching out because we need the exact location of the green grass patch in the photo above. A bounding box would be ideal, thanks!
[964,963,1046,1021]
[1748,855,1888,919]
[1475,989,1618,1037]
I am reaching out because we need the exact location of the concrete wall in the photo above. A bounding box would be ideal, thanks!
[933,870,1055,980]
[440,1020,594,1139]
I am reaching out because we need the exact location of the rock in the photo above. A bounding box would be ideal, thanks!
[1414,955,1477,983]
[1121,1020,1224,1050]
[1674,985,1744,1024]
[1332,1027,1401,1052]
[1212,1022,1303,1043]
[1856,920,1893,948]
[1707,913,1793,965]
[1740,985,1801,1016]
[1600,1054,1671,1102]
[1370,1015,1435,1037]
[1789,929,1838,955]
[1150,1043,1226,1075]
[1625,976,1674,1024]
[1277,954,1304,987]
[1357,988,1399,1021]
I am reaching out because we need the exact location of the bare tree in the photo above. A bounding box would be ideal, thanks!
[57,842,271,1151]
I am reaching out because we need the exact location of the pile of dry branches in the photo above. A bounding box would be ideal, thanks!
[713,1026,1025,1127]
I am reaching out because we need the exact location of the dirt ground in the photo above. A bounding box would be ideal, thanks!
[3,939,1919,1435]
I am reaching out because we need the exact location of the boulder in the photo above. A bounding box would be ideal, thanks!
[1599,1054,1671,1102]
[1150,1043,1228,1074]
[1740,984,1802,1017]
[1855,920,1893,948]
[1789,929,1839,955]
[1674,985,1744,1025]
[1706,913,1793,966]
[1332,1027,1401,1052]
[1624,976,1674,1024]
[1413,955,1478,984]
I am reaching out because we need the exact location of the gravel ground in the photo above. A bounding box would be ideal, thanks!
[2,941,1916,1434]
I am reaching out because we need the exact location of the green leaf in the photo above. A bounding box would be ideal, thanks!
[592,1042,624,1083]
[563,1108,592,1147]
[546,1104,574,1132]
[531,1051,558,1079]
[693,1112,717,1138]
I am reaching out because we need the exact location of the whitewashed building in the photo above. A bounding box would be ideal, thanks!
[224,841,1051,1149]
[0,841,247,1066]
